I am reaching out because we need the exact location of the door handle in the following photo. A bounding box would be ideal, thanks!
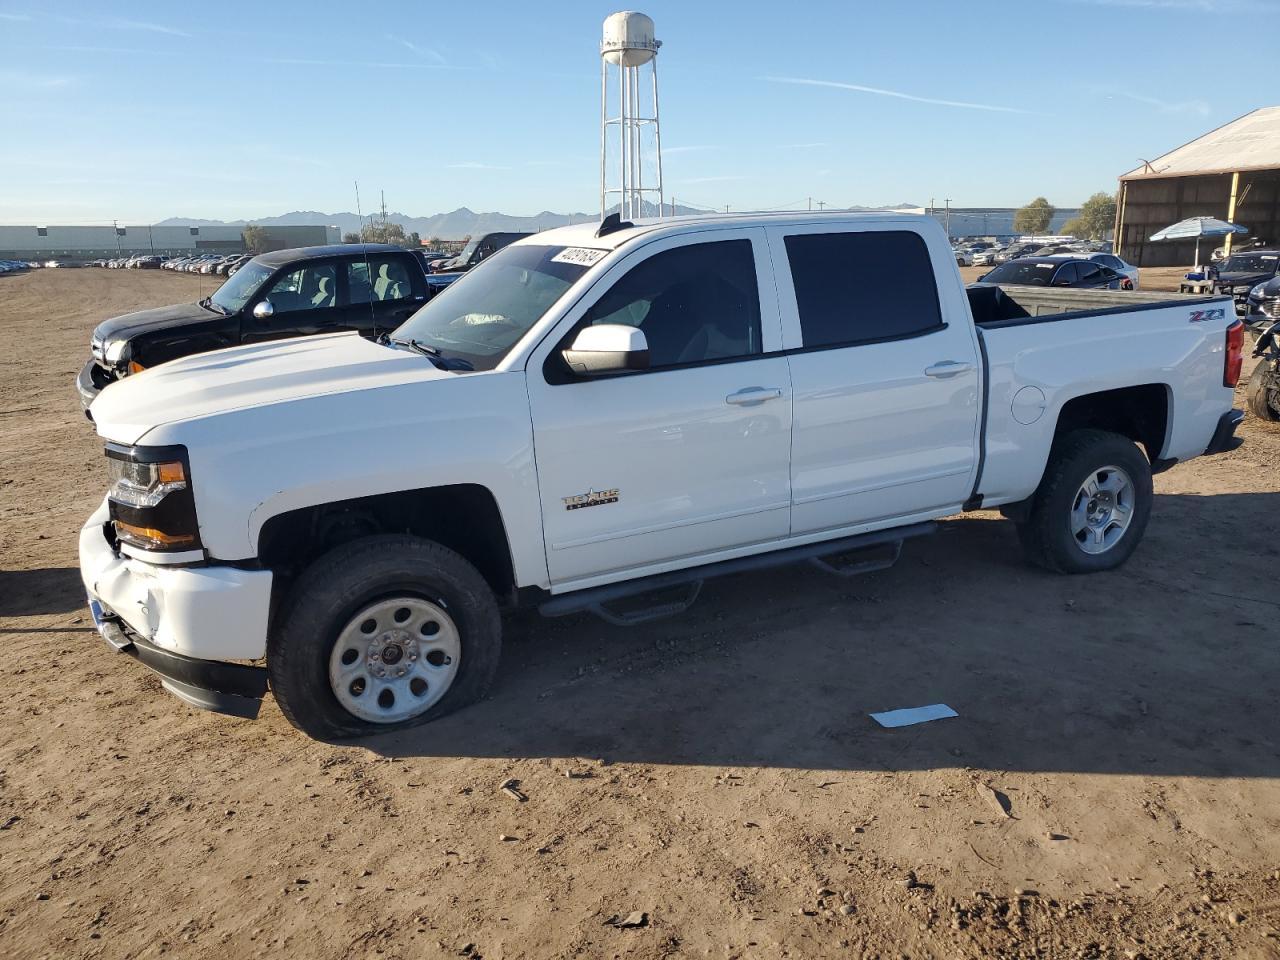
[924,361,974,379]
[726,387,783,406]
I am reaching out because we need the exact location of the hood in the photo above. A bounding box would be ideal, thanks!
[1249,276,1280,299]
[89,332,460,445]
[1216,270,1275,289]
[93,301,220,341]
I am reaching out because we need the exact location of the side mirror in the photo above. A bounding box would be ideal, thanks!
[561,324,649,376]
[252,300,274,320]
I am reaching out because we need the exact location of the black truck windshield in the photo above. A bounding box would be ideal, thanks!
[210,261,272,312]
[1221,253,1279,274]
[392,245,591,370]
[982,260,1058,286]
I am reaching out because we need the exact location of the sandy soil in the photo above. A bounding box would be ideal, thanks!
[1,267,1279,960]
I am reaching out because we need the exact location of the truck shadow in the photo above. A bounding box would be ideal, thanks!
[0,567,88,617]
[369,491,1280,776]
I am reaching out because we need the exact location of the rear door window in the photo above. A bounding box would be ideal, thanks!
[783,231,943,348]
[346,255,417,304]
[1053,262,1081,285]
[1074,262,1102,283]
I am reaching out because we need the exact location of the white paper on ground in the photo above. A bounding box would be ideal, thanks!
[869,703,958,728]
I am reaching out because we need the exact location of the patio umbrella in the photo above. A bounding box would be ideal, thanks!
[1148,216,1248,269]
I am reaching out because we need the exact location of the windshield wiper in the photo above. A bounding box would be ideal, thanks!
[199,296,228,315]
[386,336,474,371]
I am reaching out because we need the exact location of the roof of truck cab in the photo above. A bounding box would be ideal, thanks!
[255,243,405,266]
[513,210,934,252]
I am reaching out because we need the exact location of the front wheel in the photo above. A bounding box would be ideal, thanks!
[268,535,502,740]
[1016,429,1153,574]
[1246,362,1280,422]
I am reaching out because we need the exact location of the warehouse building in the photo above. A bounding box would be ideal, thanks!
[0,223,340,261]
[1115,106,1280,266]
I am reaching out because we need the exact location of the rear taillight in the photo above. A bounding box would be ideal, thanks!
[1225,319,1244,387]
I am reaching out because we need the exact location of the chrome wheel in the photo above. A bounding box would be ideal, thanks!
[328,597,461,724]
[1070,465,1134,555]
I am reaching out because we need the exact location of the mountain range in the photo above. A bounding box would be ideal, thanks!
[156,202,924,239]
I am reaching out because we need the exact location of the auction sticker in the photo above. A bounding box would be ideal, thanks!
[552,247,609,266]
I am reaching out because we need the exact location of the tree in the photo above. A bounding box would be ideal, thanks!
[342,231,361,244]
[1014,197,1055,235]
[1076,191,1118,240]
[1060,217,1085,238]
[357,221,419,250]
[242,225,269,254]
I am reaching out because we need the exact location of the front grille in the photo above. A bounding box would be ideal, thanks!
[91,335,105,362]
[1266,299,1280,319]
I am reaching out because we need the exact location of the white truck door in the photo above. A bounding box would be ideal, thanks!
[767,223,981,535]
[526,229,792,589]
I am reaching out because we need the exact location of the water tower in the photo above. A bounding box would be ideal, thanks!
[600,11,664,219]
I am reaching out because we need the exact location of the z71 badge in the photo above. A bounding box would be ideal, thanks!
[562,488,619,510]
[1189,307,1226,323]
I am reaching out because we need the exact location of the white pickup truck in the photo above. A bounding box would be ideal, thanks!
[79,212,1246,739]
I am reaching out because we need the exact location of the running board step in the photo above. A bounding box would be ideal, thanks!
[808,540,903,578]
[539,521,936,626]
[590,581,704,627]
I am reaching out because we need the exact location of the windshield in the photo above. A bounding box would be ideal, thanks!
[392,244,592,370]
[1221,253,1279,274]
[210,261,272,312]
[981,260,1058,286]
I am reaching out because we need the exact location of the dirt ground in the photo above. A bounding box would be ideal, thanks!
[1,266,1279,960]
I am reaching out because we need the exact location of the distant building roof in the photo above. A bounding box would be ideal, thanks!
[1121,106,1280,181]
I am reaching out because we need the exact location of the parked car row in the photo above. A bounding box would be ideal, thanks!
[0,258,32,274]
[164,254,253,275]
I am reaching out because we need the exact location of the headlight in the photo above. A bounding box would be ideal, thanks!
[106,445,202,552]
[104,339,129,365]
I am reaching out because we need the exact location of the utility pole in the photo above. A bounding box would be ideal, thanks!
[725,205,730,213]
[808,197,812,211]
[113,219,121,254]
[817,200,826,211]
[944,198,952,240]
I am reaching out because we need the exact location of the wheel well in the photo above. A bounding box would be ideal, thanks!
[257,484,516,602]
[1054,384,1169,461]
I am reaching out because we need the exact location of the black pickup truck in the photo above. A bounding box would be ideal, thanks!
[78,243,453,408]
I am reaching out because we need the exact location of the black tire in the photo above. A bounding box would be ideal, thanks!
[1016,429,1153,574]
[268,535,501,740]
[1246,362,1280,422]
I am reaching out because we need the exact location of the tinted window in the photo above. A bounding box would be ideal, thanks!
[1053,263,1080,284]
[579,240,762,368]
[1221,253,1279,273]
[784,231,942,347]
[982,260,1058,286]
[267,263,337,312]
[1074,262,1101,283]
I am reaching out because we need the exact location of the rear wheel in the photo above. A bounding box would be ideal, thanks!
[1017,429,1153,574]
[268,535,501,740]
[1246,362,1280,422]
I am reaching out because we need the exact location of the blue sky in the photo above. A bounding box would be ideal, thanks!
[0,0,1272,223]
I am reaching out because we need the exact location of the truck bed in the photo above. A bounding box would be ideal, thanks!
[967,283,1222,329]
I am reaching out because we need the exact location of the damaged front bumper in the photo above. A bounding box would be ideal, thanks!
[79,498,273,718]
